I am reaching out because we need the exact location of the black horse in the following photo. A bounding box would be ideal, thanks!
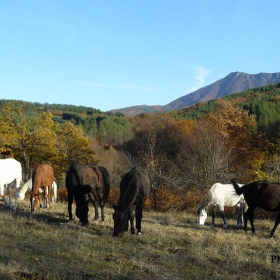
[66,162,110,226]
[231,179,280,237]
[113,168,150,236]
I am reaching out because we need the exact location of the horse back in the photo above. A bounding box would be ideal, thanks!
[210,183,242,207]
[81,165,100,189]
[119,168,150,209]
[0,158,22,184]
[241,181,280,211]
[81,164,111,202]
[32,164,54,190]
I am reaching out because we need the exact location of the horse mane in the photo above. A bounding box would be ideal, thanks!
[200,188,214,209]
[97,166,111,203]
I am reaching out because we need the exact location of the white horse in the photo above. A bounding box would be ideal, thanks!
[197,183,245,228]
[19,179,57,206]
[0,158,22,210]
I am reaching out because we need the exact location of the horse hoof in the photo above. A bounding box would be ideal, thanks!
[223,224,228,228]
[137,232,142,235]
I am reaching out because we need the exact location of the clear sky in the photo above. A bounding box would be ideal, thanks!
[1,1,280,112]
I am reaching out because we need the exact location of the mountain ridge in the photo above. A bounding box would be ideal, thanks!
[110,71,280,116]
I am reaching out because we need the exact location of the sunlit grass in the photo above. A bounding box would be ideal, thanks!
[0,200,279,279]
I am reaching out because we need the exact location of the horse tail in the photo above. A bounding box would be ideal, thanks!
[98,166,111,203]
[52,181,57,203]
[231,179,243,195]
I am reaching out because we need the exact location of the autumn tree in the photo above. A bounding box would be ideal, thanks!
[55,121,96,180]
[205,99,267,181]
[25,112,59,177]
[121,113,190,208]
[0,102,33,180]
[0,103,97,183]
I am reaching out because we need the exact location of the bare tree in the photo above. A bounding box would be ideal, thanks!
[179,119,231,191]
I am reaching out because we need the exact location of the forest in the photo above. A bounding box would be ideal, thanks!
[1,82,280,210]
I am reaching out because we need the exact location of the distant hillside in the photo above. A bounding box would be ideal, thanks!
[110,71,280,116]
[173,82,280,140]
[110,105,166,117]
[165,71,280,110]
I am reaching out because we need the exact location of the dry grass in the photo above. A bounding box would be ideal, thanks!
[0,200,279,279]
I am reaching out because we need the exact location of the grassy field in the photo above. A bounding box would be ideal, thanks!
[0,199,280,280]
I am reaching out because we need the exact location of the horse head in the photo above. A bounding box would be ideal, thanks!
[30,192,39,212]
[197,206,207,225]
[76,201,90,226]
[112,206,129,236]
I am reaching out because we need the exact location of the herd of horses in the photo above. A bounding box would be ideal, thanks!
[2,157,280,237]
[0,158,150,236]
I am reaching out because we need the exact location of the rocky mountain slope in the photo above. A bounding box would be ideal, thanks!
[110,71,280,116]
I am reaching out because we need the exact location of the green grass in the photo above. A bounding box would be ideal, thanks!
[0,200,280,279]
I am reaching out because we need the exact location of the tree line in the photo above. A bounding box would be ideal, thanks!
[2,86,280,208]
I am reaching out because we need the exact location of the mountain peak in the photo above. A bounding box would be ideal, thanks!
[110,71,280,116]
[164,71,280,111]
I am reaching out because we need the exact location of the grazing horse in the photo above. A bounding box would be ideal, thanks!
[30,164,54,212]
[66,162,110,226]
[197,183,245,228]
[19,179,57,205]
[0,158,22,210]
[232,179,280,237]
[113,168,150,236]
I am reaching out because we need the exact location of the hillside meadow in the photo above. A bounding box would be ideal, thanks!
[0,198,280,280]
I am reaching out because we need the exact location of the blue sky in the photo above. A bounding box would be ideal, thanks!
[1,1,280,112]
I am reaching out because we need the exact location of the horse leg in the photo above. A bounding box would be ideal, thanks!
[236,203,244,227]
[42,187,48,208]
[270,212,280,237]
[88,193,99,221]
[219,206,227,228]
[7,184,12,208]
[245,207,257,235]
[96,187,105,222]
[42,187,47,208]
[14,179,20,211]
[48,184,52,208]
[128,206,135,234]
[2,184,8,207]
[135,206,143,234]
[68,191,74,221]
[211,205,216,227]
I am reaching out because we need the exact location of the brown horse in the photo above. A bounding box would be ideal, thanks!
[66,162,111,226]
[30,164,54,212]
[113,168,150,236]
[232,179,280,237]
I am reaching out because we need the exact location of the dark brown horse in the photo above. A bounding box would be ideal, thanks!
[113,168,150,236]
[30,164,54,212]
[66,162,110,226]
[232,179,280,237]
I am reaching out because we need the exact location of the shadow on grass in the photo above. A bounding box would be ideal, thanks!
[0,202,108,236]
